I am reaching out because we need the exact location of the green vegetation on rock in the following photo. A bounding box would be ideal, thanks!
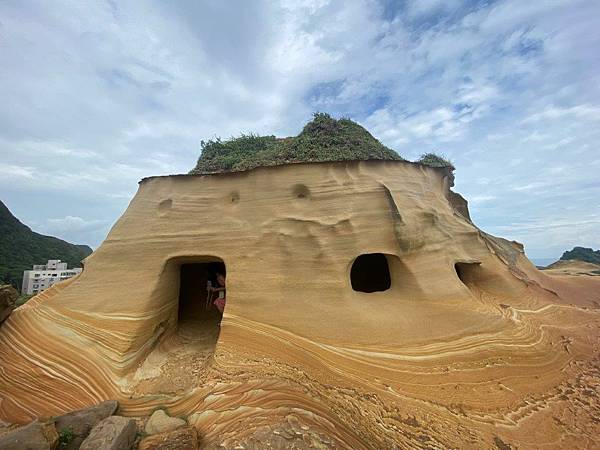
[0,200,92,289]
[16,294,33,306]
[560,247,600,265]
[58,428,75,448]
[190,113,405,174]
[417,153,454,169]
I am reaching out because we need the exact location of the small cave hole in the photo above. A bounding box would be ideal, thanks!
[229,191,240,203]
[178,261,227,355]
[454,262,481,286]
[293,184,310,199]
[351,253,391,293]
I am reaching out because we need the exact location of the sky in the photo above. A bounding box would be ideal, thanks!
[0,0,598,263]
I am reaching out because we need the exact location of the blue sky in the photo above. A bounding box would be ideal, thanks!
[0,0,598,262]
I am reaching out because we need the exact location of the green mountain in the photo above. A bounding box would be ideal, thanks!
[560,247,600,265]
[0,200,93,289]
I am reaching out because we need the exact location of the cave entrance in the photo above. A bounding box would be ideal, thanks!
[351,253,391,293]
[454,261,481,287]
[177,260,226,346]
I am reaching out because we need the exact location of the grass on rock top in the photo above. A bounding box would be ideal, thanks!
[190,113,404,174]
[417,153,454,169]
[189,113,454,175]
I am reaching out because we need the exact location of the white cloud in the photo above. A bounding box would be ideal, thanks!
[0,164,35,180]
[46,216,105,233]
[0,0,598,258]
[406,0,464,19]
[469,195,496,204]
[523,105,600,123]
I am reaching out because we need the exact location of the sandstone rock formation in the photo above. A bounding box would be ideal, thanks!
[138,426,199,450]
[0,160,599,449]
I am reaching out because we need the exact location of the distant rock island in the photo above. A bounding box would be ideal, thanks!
[560,246,600,265]
[0,200,92,289]
[541,246,600,277]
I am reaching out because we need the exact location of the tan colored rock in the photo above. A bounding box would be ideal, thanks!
[138,425,199,450]
[0,161,599,448]
[79,416,136,450]
[0,420,58,450]
[144,410,186,435]
[0,284,18,323]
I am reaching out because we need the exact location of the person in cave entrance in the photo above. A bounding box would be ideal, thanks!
[209,270,226,314]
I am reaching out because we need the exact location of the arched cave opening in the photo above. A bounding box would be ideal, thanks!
[177,260,226,349]
[454,261,481,287]
[351,253,391,293]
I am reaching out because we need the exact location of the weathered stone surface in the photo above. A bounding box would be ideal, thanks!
[138,425,199,450]
[54,400,118,450]
[79,416,136,450]
[0,284,18,323]
[1,161,600,448]
[144,409,186,435]
[0,420,58,450]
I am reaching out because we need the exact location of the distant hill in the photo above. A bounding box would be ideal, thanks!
[560,247,600,265]
[0,200,93,289]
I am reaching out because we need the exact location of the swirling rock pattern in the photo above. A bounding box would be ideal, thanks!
[1,160,599,449]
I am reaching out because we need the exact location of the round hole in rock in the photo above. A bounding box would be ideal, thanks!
[350,253,391,293]
[292,184,310,199]
[230,191,240,203]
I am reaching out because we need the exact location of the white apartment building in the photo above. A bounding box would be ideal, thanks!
[21,260,82,295]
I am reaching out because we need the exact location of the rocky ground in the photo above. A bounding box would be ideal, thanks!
[0,401,201,450]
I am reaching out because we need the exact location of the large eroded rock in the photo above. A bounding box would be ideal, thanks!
[54,400,118,449]
[144,409,186,435]
[0,420,58,450]
[79,416,136,450]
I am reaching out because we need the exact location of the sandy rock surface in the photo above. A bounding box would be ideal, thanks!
[139,425,199,450]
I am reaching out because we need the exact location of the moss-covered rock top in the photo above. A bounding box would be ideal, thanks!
[417,153,455,169]
[190,113,405,174]
[189,113,455,175]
